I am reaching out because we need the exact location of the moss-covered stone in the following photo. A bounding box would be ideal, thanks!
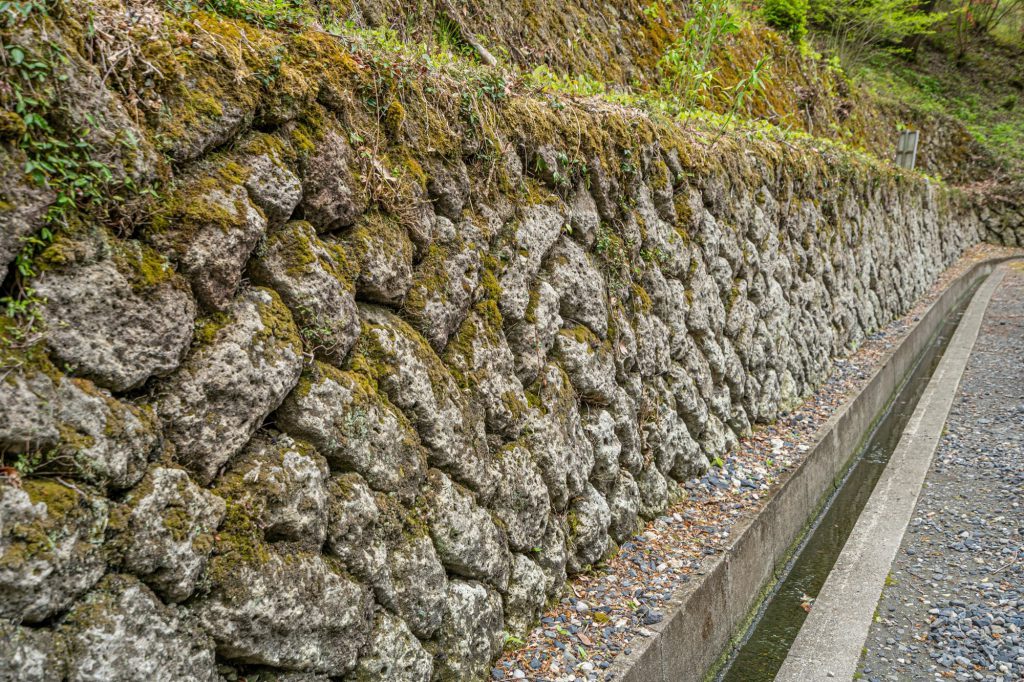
[0,480,108,623]
[341,210,415,305]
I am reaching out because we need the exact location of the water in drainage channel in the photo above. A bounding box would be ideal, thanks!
[717,279,984,682]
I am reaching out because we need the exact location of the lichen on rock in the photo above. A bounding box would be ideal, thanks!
[542,236,610,339]
[54,377,161,490]
[350,611,433,682]
[0,6,1017,678]
[430,579,504,681]
[58,574,219,682]
[0,368,61,455]
[386,529,450,640]
[350,304,496,497]
[155,287,303,485]
[296,127,366,232]
[426,469,511,591]
[249,220,360,364]
[402,225,483,353]
[552,324,617,405]
[443,298,530,439]
[0,621,68,682]
[487,441,550,553]
[522,362,594,512]
[565,483,611,573]
[236,134,303,227]
[341,210,415,306]
[0,480,108,624]
[216,434,328,550]
[191,551,372,675]
[276,361,427,501]
[112,466,226,602]
[497,202,565,322]
[0,146,54,273]
[32,227,196,392]
[147,169,268,311]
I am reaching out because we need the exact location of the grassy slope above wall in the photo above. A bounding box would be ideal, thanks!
[862,30,1024,181]
[330,0,1020,186]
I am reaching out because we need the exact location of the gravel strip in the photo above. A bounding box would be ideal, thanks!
[858,263,1024,682]
[493,245,1024,682]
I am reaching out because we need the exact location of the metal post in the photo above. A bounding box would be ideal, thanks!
[895,130,920,170]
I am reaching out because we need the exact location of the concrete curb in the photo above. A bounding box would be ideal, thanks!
[775,266,1008,681]
[606,257,1018,682]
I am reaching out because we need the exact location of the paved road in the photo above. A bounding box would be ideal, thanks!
[859,265,1024,682]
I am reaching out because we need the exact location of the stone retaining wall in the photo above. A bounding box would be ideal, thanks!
[1,23,1019,680]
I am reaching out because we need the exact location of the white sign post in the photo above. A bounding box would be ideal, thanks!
[895,130,920,170]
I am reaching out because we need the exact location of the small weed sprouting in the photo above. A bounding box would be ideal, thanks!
[1,0,151,358]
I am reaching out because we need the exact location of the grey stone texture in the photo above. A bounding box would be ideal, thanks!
[353,304,497,497]
[32,228,196,392]
[249,220,360,364]
[385,531,450,640]
[277,361,427,501]
[297,127,367,232]
[404,221,484,353]
[0,369,160,490]
[154,287,303,485]
[114,466,225,602]
[59,574,219,682]
[0,622,68,682]
[0,369,61,453]
[147,171,269,311]
[351,611,434,682]
[0,147,54,273]
[426,469,512,590]
[239,145,303,227]
[342,210,415,306]
[214,431,329,550]
[503,553,549,638]
[55,377,161,490]
[0,481,108,624]
[431,579,505,681]
[191,551,372,674]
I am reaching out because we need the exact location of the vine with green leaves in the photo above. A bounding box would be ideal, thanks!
[1,0,143,351]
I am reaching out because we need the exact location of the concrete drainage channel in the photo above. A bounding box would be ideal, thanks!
[606,258,1016,682]
[775,265,1010,681]
[716,273,981,682]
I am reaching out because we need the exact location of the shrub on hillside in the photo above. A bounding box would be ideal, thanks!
[762,0,809,41]
[809,0,947,66]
